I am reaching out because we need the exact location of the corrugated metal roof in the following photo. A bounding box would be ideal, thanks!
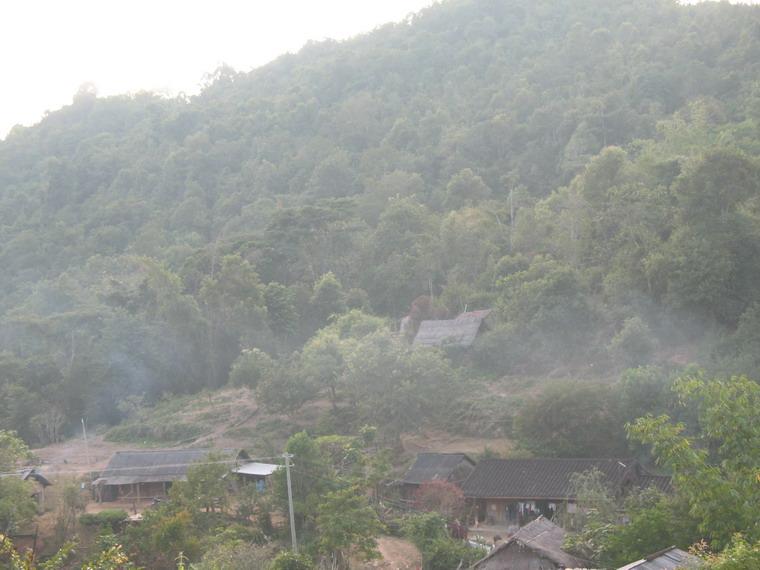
[234,462,279,477]
[473,516,591,569]
[413,310,491,348]
[95,448,242,486]
[617,546,701,569]
[463,458,637,499]
[400,453,476,485]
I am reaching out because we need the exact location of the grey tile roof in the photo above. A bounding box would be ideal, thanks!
[400,453,476,485]
[617,546,702,569]
[94,448,242,486]
[473,516,591,569]
[463,458,641,499]
[640,474,673,494]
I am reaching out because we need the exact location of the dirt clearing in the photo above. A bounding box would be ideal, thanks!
[401,429,512,456]
[359,536,421,569]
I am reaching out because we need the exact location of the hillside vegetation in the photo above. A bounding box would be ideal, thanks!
[2,1,760,568]
[0,0,758,454]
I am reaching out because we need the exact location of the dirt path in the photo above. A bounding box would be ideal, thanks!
[361,536,421,569]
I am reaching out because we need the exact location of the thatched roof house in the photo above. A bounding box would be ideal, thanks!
[413,310,491,348]
[617,546,702,570]
[94,448,247,501]
[472,516,591,570]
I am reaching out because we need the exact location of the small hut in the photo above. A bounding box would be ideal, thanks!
[232,462,280,492]
[0,468,52,511]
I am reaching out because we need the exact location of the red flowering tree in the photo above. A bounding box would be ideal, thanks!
[413,480,465,519]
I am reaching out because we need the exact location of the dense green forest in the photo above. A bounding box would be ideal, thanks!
[0,0,759,449]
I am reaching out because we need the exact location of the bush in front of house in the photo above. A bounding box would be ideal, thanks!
[79,509,129,531]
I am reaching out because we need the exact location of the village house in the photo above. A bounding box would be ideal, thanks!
[93,448,248,502]
[397,452,476,499]
[412,309,491,348]
[471,516,591,570]
[463,458,670,526]
[616,546,702,570]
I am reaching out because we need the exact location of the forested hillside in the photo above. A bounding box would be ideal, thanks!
[1,0,760,447]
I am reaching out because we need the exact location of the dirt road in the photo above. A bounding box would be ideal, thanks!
[361,536,422,569]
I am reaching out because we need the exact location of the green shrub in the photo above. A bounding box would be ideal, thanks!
[425,538,483,570]
[79,509,129,531]
[104,423,152,442]
[269,550,315,570]
[104,421,203,443]
[153,422,203,442]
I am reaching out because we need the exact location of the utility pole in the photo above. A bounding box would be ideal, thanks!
[283,452,298,553]
[509,185,515,253]
[81,418,91,468]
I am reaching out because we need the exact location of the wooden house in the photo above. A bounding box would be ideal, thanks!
[471,516,591,570]
[93,448,247,502]
[413,310,491,348]
[463,458,670,526]
[397,452,476,499]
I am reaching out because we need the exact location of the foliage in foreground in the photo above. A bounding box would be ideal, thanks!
[401,513,482,570]
[567,374,760,566]
[628,375,760,550]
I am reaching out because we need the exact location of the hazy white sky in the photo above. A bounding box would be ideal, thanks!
[1,0,757,139]
[0,0,435,138]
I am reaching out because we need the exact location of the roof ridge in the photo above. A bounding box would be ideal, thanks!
[644,545,679,561]
[480,457,634,462]
[114,448,234,454]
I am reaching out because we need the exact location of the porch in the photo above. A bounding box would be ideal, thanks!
[472,498,567,526]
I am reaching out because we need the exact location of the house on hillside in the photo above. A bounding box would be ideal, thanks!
[232,461,280,492]
[397,452,476,499]
[617,546,702,570]
[471,516,591,570]
[93,448,248,502]
[412,309,491,348]
[463,458,670,526]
